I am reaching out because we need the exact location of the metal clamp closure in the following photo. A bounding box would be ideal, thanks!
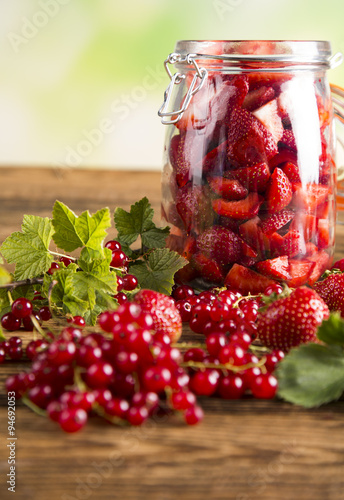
[158,53,208,125]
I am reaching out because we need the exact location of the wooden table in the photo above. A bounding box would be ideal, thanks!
[1,167,344,500]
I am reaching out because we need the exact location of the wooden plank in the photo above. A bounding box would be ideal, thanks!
[1,167,344,500]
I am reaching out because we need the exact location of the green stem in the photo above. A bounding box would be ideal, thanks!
[50,251,77,261]
[0,278,44,290]
[22,397,47,418]
[182,356,267,373]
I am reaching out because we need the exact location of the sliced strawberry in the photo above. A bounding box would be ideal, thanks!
[252,99,284,143]
[269,150,298,170]
[176,184,214,234]
[256,255,291,281]
[208,177,248,200]
[248,72,292,91]
[175,78,215,132]
[260,209,295,236]
[181,236,197,261]
[225,264,277,295]
[192,252,224,284]
[169,133,205,187]
[227,108,278,166]
[290,214,317,242]
[305,242,318,256]
[292,184,329,211]
[241,241,258,259]
[279,129,297,151]
[307,251,331,286]
[271,230,305,258]
[242,86,275,112]
[228,162,270,193]
[174,263,198,284]
[217,215,240,233]
[266,167,293,213]
[286,259,316,287]
[202,140,229,175]
[196,226,242,267]
[281,162,301,184]
[212,193,263,220]
[317,219,331,249]
[239,216,270,257]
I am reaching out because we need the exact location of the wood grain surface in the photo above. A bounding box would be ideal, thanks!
[0,167,344,500]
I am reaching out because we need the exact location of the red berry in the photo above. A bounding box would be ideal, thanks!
[218,374,245,399]
[184,405,204,425]
[39,306,52,321]
[250,373,278,399]
[59,256,73,267]
[206,333,228,357]
[114,292,128,304]
[264,283,284,296]
[126,405,149,426]
[122,274,138,291]
[12,297,33,319]
[189,370,219,396]
[1,313,21,331]
[141,366,172,393]
[58,407,88,433]
[171,390,196,410]
[104,398,129,419]
[48,262,60,275]
[110,250,128,268]
[105,240,121,251]
[85,362,114,389]
[175,300,192,322]
[172,285,194,301]
[0,347,6,363]
[71,316,86,328]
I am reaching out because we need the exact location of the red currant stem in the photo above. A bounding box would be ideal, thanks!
[50,251,77,261]
[74,367,88,393]
[0,277,44,290]
[22,396,47,418]
[172,342,207,350]
[30,314,52,342]
[181,356,267,374]
[232,294,261,309]
[249,344,271,354]
[93,403,129,427]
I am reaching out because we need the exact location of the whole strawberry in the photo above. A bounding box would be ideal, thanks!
[134,290,182,342]
[257,287,329,351]
[314,273,344,317]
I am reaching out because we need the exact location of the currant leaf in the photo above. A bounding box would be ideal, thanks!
[114,197,169,249]
[52,201,111,252]
[0,266,11,286]
[130,248,187,295]
[277,343,344,407]
[0,216,54,280]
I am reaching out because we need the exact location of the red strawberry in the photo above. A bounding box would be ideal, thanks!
[202,140,229,175]
[208,177,248,200]
[256,255,291,281]
[266,167,293,213]
[269,150,298,170]
[196,226,243,267]
[169,133,205,187]
[279,129,297,151]
[134,290,182,342]
[281,162,301,185]
[257,287,329,351]
[314,273,344,317]
[332,258,344,272]
[287,259,316,287]
[227,108,278,166]
[271,230,304,258]
[317,219,331,249]
[225,264,277,295]
[239,216,270,257]
[176,184,214,234]
[247,72,292,90]
[175,77,215,132]
[252,99,284,143]
[289,213,316,242]
[242,86,275,112]
[212,192,263,220]
[307,250,331,286]
[292,184,329,211]
[260,209,295,236]
[192,252,224,284]
[228,162,271,193]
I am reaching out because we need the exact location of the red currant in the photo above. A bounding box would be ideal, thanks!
[110,250,128,268]
[105,240,121,251]
[184,405,204,425]
[48,262,60,275]
[58,407,88,433]
[250,373,278,399]
[1,312,21,331]
[122,274,138,291]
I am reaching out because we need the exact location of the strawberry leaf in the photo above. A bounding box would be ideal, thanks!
[130,248,187,295]
[277,343,344,407]
[52,201,111,252]
[317,312,344,346]
[114,197,169,250]
[0,216,54,280]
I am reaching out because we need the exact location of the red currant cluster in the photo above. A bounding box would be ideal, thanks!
[6,302,203,433]
[0,297,51,333]
[105,239,138,304]
[172,283,284,399]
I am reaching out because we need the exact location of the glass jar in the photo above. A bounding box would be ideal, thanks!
[159,40,343,294]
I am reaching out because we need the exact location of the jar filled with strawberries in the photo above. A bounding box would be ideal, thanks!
[159,40,343,293]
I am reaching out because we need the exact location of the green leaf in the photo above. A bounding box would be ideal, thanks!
[1,216,54,280]
[0,266,11,286]
[52,201,111,252]
[317,312,344,346]
[130,248,187,295]
[114,197,169,250]
[277,343,344,407]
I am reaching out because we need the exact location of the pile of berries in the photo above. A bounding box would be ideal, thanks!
[5,302,203,432]
[172,283,282,399]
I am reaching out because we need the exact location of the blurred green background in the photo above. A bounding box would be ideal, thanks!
[1,0,344,170]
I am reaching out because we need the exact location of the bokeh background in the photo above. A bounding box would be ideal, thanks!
[1,0,344,170]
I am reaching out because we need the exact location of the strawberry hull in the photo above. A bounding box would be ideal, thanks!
[162,43,336,290]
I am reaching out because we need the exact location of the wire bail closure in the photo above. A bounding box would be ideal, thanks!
[158,53,208,125]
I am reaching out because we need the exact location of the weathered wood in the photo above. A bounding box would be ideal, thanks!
[1,167,344,500]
